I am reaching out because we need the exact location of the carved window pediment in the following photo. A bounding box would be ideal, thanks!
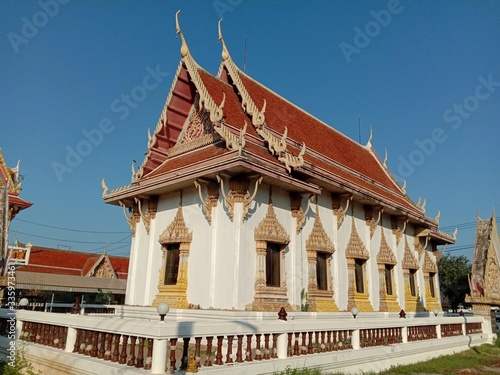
[254,204,290,244]
[345,218,369,259]
[402,237,420,270]
[377,230,397,265]
[423,251,438,273]
[159,205,192,245]
[306,209,335,254]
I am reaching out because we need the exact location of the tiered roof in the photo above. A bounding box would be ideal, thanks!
[103,12,454,240]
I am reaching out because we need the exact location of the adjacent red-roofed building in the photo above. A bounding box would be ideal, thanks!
[7,243,129,306]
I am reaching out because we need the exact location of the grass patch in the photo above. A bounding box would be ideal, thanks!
[379,343,500,374]
[274,343,500,375]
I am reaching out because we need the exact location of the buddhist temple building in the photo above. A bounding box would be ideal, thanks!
[102,13,456,313]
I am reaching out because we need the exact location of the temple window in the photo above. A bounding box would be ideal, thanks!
[152,203,192,309]
[316,252,329,291]
[164,243,180,285]
[429,272,436,298]
[385,264,394,296]
[355,259,365,294]
[251,202,291,311]
[409,269,417,297]
[265,242,282,287]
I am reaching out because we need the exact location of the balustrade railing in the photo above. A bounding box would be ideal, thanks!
[466,322,482,335]
[407,325,438,341]
[441,323,464,337]
[19,321,67,350]
[8,309,485,374]
[360,327,403,347]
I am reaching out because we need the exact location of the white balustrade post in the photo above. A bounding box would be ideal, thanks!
[436,324,442,339]
[276,333,288,359]
[276,308,289,359]
[65,327,77,353]
[15,318,23,341]
[351,329,360,350]
[401,326,408,343]
[151,338,168,374]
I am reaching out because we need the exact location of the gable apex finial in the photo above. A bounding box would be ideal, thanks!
[365,126,373,147]
[175,10,189,58]
[218,19,230,61]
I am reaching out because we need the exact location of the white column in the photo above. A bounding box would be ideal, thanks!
[151,338,168,374]
[65,327,77,353]
[401,326,408,343]
[232,203,243,309]
[351,329,360,350]
[276,320,288,359]
[15,318,23,341]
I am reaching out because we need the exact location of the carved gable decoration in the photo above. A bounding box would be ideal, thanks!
[254,204,290,244]
[306,207,335,253]
[376,230,397,265]
[423,251,438,273]
[402,237,420,270]
[159,205,193,244]
[86,254,117,279]
[485,255,500,298]
[180,105,215,145]
[345,218,369,259]
[93,259,116,279]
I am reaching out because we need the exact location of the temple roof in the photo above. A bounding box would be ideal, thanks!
[102,13,454,238]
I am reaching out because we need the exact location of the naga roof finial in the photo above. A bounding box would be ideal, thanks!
[175,10,189,58]
[218,19,230,61]
[365,126,373,147]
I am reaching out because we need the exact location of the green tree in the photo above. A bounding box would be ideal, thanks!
[438,254,471,310]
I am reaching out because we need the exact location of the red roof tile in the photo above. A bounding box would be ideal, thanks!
[18,246,129,279]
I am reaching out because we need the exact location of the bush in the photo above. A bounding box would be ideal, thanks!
[0,343,41,375]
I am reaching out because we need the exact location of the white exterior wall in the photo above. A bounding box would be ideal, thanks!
[125,183,438,312]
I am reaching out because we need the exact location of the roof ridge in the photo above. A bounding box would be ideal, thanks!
[363,143,421,210]
[218,21,305,173]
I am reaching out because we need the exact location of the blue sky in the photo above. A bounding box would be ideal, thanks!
[1,0,499,258]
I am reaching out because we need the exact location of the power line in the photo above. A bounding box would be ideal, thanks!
[9,230,131,245]
[14,218,129,234]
